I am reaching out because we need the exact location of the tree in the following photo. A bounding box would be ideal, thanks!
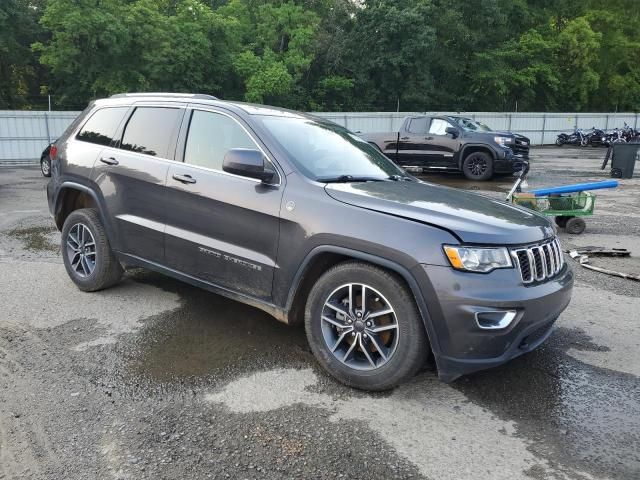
[0,0,43,108]
[345,0,436,111]
[555,16,601,110]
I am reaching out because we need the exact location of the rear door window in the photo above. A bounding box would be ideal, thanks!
[76,107,128,146]
[120,107,182,158]
[407,117,429,134]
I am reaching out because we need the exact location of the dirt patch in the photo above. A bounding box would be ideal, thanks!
[7,225,59,252]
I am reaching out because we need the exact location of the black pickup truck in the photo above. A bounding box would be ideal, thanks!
[359,115,530,181]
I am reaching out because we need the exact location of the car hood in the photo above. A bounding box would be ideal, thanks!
[324,180,554,245]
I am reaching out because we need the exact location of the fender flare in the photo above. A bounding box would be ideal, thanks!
[285,245,442,356]
[54,181,118,248]
[458,143,499,169]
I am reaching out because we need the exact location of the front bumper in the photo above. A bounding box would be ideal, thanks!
[416,263,573,382]
[494,148,528,174]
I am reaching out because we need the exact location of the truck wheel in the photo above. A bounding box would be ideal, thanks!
[565,217,586,234]
[61,208,123,292]
[462,152,493,181]
[304,261,429,391]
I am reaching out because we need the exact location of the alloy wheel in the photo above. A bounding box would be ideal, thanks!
[467,155,488,177]
[321,283,399,371]
[66,223,97,278]
[41,159,50,176]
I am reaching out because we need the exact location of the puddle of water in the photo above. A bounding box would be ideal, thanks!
[455,330,640,478]
[6,225,59,251]
[124,271,309,383]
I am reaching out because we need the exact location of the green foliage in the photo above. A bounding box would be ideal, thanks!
[0,0,637,111]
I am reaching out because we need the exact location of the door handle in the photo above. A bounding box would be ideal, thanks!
[424,137,433,140]
[172,173,197,184]
[400,136,410,141]
[100,157,119,166]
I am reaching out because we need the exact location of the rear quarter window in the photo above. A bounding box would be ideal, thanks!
[76,107,129,146]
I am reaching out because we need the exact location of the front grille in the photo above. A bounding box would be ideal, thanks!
[511,238,564,284]
[511,138,530,158]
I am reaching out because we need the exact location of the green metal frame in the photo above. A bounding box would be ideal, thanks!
[510,191,595,217]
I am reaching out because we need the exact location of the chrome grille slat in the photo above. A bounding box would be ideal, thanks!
[512,238,563,284]
[546,243,556,274]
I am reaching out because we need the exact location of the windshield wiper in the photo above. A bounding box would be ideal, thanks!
[319,175,386,183]
[388,174,413,181]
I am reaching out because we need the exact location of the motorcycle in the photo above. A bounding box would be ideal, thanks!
[556,128,589,147]
[621,122,640,143]
[604,128,626,146]
[587,127,606,147]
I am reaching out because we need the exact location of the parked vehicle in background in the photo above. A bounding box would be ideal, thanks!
[621,123,640,143]
[46,93,572,390]
[556,128,589,147]
[358,115,530,181]
[587,127,606,147]
[40,143,54,177]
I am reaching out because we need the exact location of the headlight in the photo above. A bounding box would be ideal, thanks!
[494,136,514,146]
[443,245,513,273]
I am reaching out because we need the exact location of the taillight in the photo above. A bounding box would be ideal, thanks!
[49,144,58,161]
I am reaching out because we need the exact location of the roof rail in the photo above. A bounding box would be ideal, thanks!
[109,92,218,100]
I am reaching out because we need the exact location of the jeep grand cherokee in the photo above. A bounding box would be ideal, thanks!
[47,93,573,390]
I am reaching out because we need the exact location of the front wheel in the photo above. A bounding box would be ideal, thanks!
[555,216,570,228]
[305,262,429,391]
[565,217,586,234]
[462,152,493,181]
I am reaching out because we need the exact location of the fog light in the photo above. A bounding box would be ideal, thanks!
[475,310,517,330]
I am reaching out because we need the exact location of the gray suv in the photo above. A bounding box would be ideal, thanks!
[47,93,573,390]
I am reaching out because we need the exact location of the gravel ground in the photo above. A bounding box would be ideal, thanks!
[0,147,639,479]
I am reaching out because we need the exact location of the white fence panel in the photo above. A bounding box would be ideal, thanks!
[1,110,639,165]
[0,111,80,165]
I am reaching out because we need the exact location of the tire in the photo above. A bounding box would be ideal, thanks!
[565,217,586,234]
[304,261,429,391]
[555,137,565,146]
[40,157,51,177]
[555,216,569,228]
[462,151,493,181]
[61,208,123,291]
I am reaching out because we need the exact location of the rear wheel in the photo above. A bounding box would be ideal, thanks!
[61,208,123,291]
[462,152,493,181]
[305,262,429,391]
[556,136,565,146]
[40,157,51,177]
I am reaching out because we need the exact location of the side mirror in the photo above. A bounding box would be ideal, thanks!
[223,148,275,183]
[445,127,459,138]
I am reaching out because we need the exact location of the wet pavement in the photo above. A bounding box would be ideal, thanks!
[1,147,639,479]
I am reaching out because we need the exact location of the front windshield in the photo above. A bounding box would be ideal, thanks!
[257,115,405,181]
[455,118,492,132]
